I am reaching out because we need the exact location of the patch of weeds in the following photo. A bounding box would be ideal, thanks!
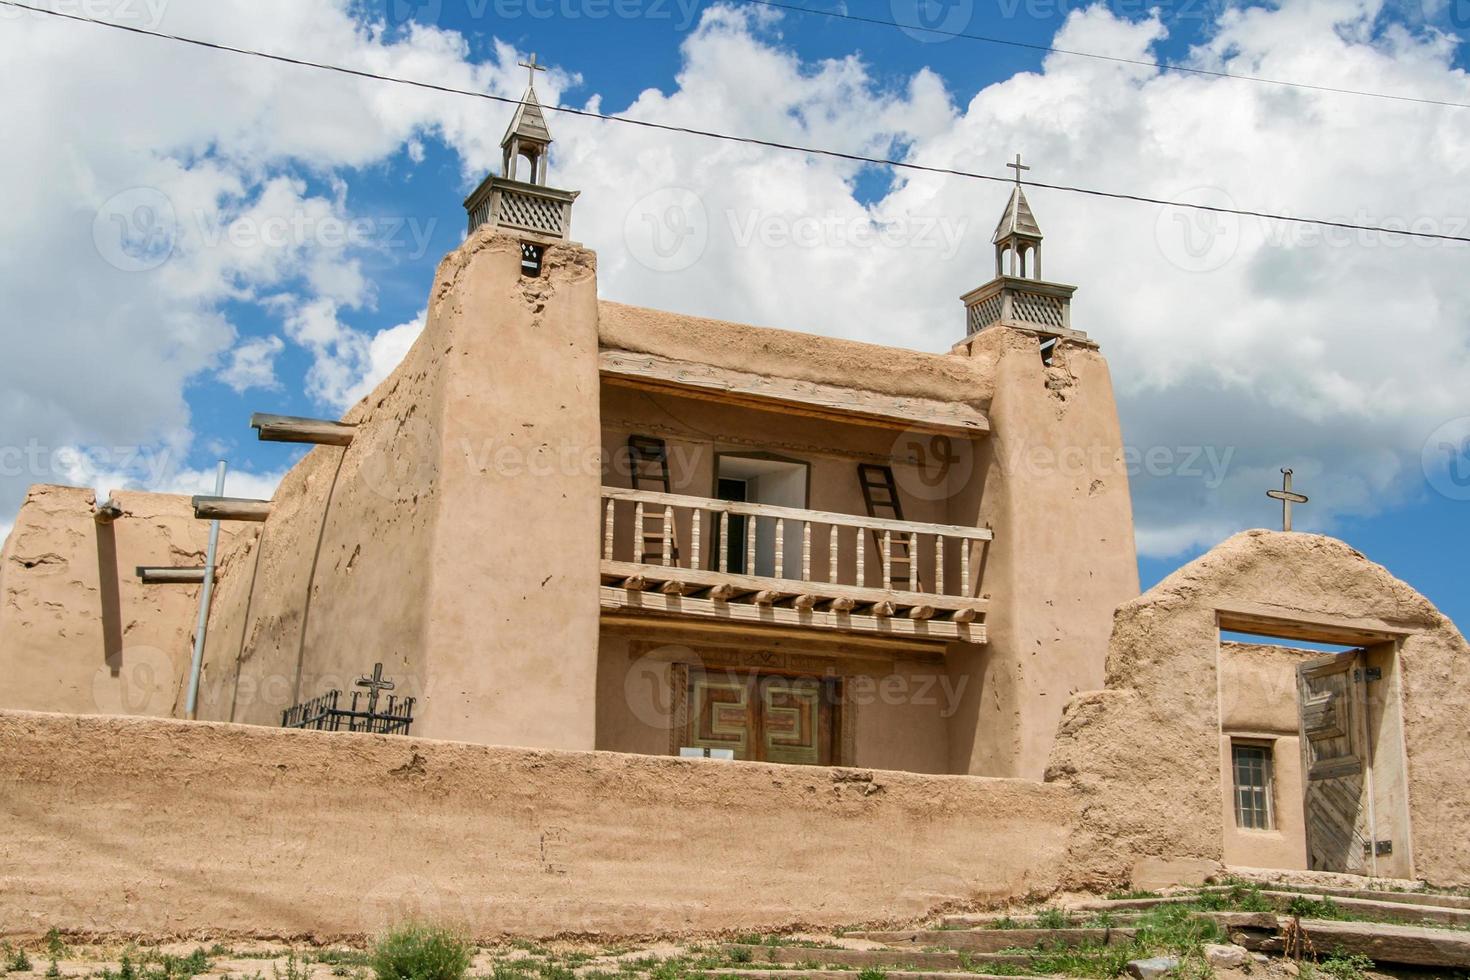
[207,946,229,959]
[45,963,60,980]
[856,971,887,980]
[1032,907,1072,929]
[1286,895,1347,920]
[1105,889,1160,901]
[273,954,310,980]
[1194,881,1271,913]
[5,946,35,974]
[486,966,535,980]
[533,965,574,980]
[728,949,752,965]
[314,950,370,968]
[43,932,67,962]
[370,925,472,980]
[1085,911,1117,929]
[1311,950,1375,980]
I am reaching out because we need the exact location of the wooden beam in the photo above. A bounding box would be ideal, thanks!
[907,604,936,620]
[600,560,990,617]
[658,580,687,595]
[1216,601,1416,646]
[601,587,985,644]
[93,499,124,524]
[752,590,780,606]
[600,349,989,437]
[792,594,818,611]
[620,575,649,591]
[192,495,272,522]
[870,601,896,618]
[250,412,356,447]
[952,608,980,624]
[826,597,857,612]
[135,566,211,585]
[708,583,740,601]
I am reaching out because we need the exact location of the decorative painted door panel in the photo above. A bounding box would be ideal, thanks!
[686,669,838,765]
[1297,653,1371,874]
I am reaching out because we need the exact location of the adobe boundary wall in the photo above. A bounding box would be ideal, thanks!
[0,710,1073,941]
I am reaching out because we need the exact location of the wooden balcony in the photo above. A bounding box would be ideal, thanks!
[600,487,991,644]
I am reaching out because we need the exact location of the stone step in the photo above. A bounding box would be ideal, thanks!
[710,973,1047,980]
[718,944,1037,971]
[1258,890,1470,927]
[938,911,1150,928]
[1257,883,1470,912]
[1071,894,1203,912]
[851,927,1136,953]
[1234,917,1470,969]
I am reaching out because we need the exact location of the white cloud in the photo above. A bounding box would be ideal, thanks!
[4,0,1469,563]
[340,310,428,409]
[217,335,286,393]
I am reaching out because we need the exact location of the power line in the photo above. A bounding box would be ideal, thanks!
[733,0,1470,112]
[4,0,1469,244]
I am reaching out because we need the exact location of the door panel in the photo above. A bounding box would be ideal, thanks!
[1298,654,1371,874]
[686,669,838,765]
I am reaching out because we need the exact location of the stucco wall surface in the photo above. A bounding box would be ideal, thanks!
[0,710,1073,941]
[0,485,230,719]
[598,301,995,409]
[951,327,1139,780]
[1046,530,1470,889]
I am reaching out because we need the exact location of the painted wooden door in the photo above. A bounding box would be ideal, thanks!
[686,670,838,765]
[1297,653,1372,874]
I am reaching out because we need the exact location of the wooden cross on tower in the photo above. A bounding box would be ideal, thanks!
[1007,153,1030,186]
[356,662,395,716]
[518,53,547,89]
[1267,468,1309,532]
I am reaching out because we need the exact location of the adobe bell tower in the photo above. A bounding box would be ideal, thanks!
[957,154,1089,354]
[463,54,581,270]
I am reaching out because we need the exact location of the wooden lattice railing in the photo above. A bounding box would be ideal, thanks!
[599,486,991,630]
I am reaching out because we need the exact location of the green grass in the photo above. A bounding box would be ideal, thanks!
[4,946,34,974]
[1031,907,1072,930]
[370,926,472,980]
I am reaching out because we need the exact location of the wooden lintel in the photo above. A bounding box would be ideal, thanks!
[1217,601,1416,646]
[600,349,989,437]
[93,499,124,525]
[601,587,985,645]
[250,412,356,447]
[135,566,211,585]
[600,560,989,617]
[192,496,272,522]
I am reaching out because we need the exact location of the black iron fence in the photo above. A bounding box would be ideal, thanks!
[280,663,415,735]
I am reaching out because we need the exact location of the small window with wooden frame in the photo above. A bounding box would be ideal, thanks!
[1231,739,1275,830]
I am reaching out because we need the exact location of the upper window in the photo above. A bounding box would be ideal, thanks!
[1232,741,1274,830]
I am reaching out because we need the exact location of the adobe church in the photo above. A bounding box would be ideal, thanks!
[3,68,1469,935]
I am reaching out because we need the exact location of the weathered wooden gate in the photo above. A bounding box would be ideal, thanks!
[1297,652,1372,874]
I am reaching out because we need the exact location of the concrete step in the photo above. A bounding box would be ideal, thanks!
[1256,883,1470,912]
[707,971,1056,980]
[1233,916,1470,969]
[718,944,1037,971]
[1258,889,1470,927]
[938,911,1150,928]
[851,927,1136,953]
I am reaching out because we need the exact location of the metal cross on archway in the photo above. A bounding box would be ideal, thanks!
[1267,468,1309,532]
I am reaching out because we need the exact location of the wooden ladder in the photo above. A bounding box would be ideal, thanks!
[856,463,916,591]
[628,435,679,564]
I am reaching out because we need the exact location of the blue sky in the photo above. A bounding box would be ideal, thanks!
[2,0,1467,628]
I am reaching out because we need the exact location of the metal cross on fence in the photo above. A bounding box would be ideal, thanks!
[1267,468,1309,531]
[356,662,395,716]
